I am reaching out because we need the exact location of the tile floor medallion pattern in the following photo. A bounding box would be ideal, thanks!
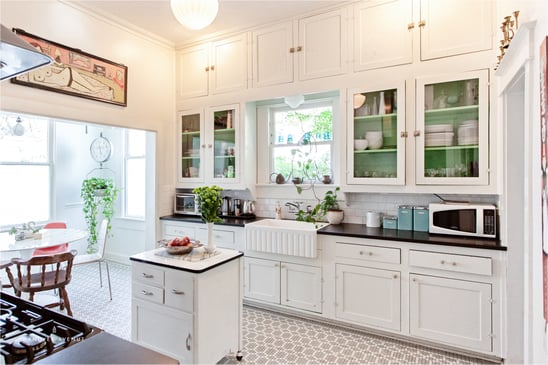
[23,261,497,364]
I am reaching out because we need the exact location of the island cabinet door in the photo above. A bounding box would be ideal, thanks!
[164,269,194,313]
[132,298,193,364]
[409,274,492,352]
[244,257,280,304]
[335,264,401,331]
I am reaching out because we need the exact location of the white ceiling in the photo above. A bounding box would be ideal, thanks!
[68,0,350,47]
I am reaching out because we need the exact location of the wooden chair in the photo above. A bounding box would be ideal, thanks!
[33,222,69,256]
[74,219,112,300]
[6,250,77,316]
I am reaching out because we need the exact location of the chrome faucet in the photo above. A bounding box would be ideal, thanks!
[285,201,302,212]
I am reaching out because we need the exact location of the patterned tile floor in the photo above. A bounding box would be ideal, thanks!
[54,261,496,364]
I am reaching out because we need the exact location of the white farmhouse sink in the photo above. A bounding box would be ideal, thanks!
[245,219,328,258]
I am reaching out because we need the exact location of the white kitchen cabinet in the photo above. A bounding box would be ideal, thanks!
[353,0,493,72]
[415,69,489,185]
[244,257,322,313]
[252,8,347,86]
[347,82,406,185]
[161,219,244,251]
[177,104,242,187]
[131,251,242,364]
[409,274,492,352]
[177,33,247,99]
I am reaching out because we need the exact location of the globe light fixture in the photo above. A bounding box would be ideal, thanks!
[170,0,219,30]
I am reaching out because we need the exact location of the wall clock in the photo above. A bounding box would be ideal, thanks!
[90,134,112,163]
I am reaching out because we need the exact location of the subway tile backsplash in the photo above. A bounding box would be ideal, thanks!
[254,193,499,225]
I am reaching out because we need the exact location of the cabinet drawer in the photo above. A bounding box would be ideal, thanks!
[164,224,196,238]
[165,271,194,312]
[196,228,236,247]
[409,250,492,276]
[133,282,164,304]
[336,243,400,264]
[132,262,165,287]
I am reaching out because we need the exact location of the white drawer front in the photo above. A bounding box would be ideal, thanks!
[196,228,236,248]
[132,262,165,287]
[165,271,194,312]
[133,282,164,304]
[336,243,400,264]
[409,250,492,276]
[164,224,196,238]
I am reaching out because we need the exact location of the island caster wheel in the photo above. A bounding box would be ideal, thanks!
[236,351,243,361]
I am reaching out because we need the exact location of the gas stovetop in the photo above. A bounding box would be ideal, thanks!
[0,293,99,364]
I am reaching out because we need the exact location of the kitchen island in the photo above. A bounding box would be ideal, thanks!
[130,247,243,364]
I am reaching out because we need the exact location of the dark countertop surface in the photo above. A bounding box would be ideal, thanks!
[318,223,505,251]
[35,332,178,364]
[160,215,505,251]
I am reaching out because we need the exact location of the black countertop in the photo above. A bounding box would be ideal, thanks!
[318,223,505,251]
[159,215,505,251]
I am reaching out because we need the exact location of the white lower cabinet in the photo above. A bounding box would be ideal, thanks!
[161,220,243,250]
[244,257,322,313]
[131,258,241,364]
[335,264,401,331]
[409,274,492,352]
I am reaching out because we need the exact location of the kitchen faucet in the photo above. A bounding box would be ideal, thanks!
[285,201,302,212]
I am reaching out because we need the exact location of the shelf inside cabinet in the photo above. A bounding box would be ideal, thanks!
[214,128,235,135]
[181,130,200,136]
[425,105,478,116]
[425,145,478,152]
[354,113,396,121]
[354,148,397,154]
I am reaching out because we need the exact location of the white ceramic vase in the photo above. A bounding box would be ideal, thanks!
[326,210,344,225]
[206,222,216,252]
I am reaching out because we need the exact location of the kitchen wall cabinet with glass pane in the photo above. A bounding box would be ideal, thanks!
[178,104,241,187]
[347,82,406,185]
[415,70,489,185]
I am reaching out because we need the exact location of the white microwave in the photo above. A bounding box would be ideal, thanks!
[174,193,200,215]
[428,203,497,238]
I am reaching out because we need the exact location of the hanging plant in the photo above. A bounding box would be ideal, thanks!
[80,177,118,253]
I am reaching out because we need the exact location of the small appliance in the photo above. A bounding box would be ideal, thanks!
[429,202,497,238]
[174,193,200,215]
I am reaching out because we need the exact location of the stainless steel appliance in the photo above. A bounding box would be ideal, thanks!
[428,202,497,238]
[174,193,200,215]
[0,293,99,363]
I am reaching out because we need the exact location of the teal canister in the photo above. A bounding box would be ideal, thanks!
[383,216,398,230]
[413,206,429,232]
[397,206,413,230]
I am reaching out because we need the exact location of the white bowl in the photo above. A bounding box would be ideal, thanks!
[365,131,383,149]
[354,139,369,150]
[354,94,366,109]
[367,138,383,149]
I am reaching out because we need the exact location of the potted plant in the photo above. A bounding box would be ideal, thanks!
[192,185,223,252]
[319,187,343,224]
[81,177,118,253]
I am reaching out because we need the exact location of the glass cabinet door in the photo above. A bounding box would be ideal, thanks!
[415,70,489,185]
[209,105,239,182]
[347,82,406,185]
[179,110,204,182]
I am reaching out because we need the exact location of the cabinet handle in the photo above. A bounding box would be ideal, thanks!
[289,47,295,53]
[296,46,302,52]
[413,130,421,137]
[440,260,445,264]
[171,289,185,295]
[210,65,215,71]
[393,274,398,279]
[407,22,415,30]
[452,261,457,266]
[201,144,206,148]
[274,263,279,267]
[208,144,213,148]
[141,290,153,296]
[205,66,209,72]
[186,333,191,351]
[412,278,417,282]
[142,273,154,279]
[400,131,408,138]
[418,20,426,27]
[281,264,286,269]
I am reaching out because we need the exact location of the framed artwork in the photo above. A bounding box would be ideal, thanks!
[540,35,548,324]
[10,28,128,107]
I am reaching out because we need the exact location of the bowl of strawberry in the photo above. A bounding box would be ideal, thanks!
[162,236,198,255]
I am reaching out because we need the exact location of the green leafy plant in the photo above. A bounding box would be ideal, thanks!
[192,185,223,223]
[81,177,118,253]
[295,187,341,223]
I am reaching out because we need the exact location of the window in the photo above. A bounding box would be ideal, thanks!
[0,113,51,227]
[269,100,334,183]
[123,129,146,219]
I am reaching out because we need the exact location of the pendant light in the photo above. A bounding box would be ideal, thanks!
[170,0,219,30]
[13,116,25,136]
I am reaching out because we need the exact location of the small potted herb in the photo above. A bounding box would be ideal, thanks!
[320,187,343,224]
[192,185,223,252]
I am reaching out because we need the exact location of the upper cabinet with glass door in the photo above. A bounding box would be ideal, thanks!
[177,104,240,186]
[347,82,406,185]
[415,70,489,185]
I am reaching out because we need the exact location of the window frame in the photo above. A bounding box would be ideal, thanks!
[122,129,146,220]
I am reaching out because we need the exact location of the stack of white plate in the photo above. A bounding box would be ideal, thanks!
[457,120,478,145]
[425,124,454,147]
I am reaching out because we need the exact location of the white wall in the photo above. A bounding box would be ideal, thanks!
[497,0,548,363]
[0,1,176,256]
